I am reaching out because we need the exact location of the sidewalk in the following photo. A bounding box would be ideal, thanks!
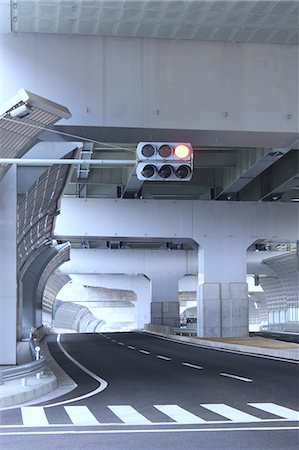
[0,338,76,409]
[1,331,298,409]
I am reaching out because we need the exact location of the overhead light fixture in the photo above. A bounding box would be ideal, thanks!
[9,104,32,119]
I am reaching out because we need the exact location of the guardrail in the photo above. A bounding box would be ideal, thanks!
[0,338,47,385]
[173,327,197,336]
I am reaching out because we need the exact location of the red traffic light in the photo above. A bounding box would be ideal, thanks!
[174,144,191,159]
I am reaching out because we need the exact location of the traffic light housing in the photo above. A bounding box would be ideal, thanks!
[136,142,193,181]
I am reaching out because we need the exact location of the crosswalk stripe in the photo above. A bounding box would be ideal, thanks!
[108,405,151,424]
[154,405,205,423]
[201,404,262,422]
[64,406,100,425]
[21,407,49,427]
[248,403,299,420]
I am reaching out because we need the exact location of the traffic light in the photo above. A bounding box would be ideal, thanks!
[136,142,193,181]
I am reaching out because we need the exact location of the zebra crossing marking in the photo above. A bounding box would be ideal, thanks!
[21,407,49,427]
[201,404,262,422]
[248,403,299,420]
[64,406,99,426]
[154,405,205,423]
[5,402,299,428]
[108,405,152,424]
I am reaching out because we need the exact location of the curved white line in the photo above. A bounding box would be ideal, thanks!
[44,334,108,408]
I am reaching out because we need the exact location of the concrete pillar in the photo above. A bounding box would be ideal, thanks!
[197,239,249,338]
[0,167,17,364]
[150,273,180,327]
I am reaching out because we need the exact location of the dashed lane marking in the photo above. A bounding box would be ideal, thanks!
[157,355,172,361]
[220,373,253,383]
[182,362,203,370]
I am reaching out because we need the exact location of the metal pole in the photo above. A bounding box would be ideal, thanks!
[0,158,135,166]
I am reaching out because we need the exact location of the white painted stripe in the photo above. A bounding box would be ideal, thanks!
[108,405,151,424]
[248,403,299,420]
[2,425,299,436]
[201,404,262,422]
[182,362,203,370]
[154,405,205,423]
[118,342,124,346]
[43,335,108,408]
[21,407,49,427]
[64,406,99,426]
[127,345,135,350]
[220,373,253,382]
[157,355,171,361]
[139,349,150,354]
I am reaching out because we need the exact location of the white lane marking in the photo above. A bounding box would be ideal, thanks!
[1,426,299,436]
[64,406,99,426]
[118,342,125,346]
[127,345,136,350]
[220,373,253,382]
[43,334,108,408]
[142,332,299,365]
[201,404,262,422]
[108,405,151,424]
[139,350,150,354]
[154,405,205,424]
[248,403,299,420]
[182,362,203,370]
[21,407,49,427]
[157,355,171,361]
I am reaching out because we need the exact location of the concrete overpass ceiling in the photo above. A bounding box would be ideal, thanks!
[9,1,299,46]
[3,3,298,203]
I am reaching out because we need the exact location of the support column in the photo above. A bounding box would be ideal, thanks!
[150,273,180,327]
[197,239,249,338]
[0,167,17,364]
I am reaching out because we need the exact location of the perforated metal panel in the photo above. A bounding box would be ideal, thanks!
[11,0,299,44]
[17,152,75,273]
[260,252,299,314]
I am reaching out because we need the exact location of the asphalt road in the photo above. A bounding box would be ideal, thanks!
[0,331,299,450]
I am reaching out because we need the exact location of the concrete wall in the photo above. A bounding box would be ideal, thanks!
[56,199,299,251]
[1,34,298,133]
[0,167,17,364]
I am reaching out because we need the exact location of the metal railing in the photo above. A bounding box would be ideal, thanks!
[0,337,47,385]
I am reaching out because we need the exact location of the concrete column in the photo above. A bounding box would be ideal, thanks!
[197,239,249,337]
[151,273,180,327]
[0,167,17,364]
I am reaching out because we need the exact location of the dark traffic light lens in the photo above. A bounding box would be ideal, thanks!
[158,165,173,178]
[141,164,156,178]
[141,144,155,157]
[175,165,191,179]
[158,145,172,158]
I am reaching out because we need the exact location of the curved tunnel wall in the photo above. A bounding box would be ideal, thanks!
[260,252,299,331]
